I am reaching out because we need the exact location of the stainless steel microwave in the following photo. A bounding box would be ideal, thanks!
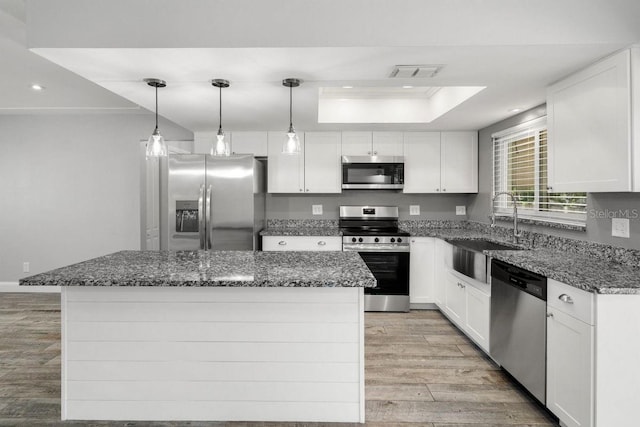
[341,156,404,189]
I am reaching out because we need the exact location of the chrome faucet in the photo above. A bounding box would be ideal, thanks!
[490,191,523,243]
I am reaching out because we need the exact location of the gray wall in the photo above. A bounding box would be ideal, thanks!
[0,113,192,283]
[467,105,640,250]
[267,192,471,220]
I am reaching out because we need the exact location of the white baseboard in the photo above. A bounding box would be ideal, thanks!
[410,303,438,310]
[0,282,61,293]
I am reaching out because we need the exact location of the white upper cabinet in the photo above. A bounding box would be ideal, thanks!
[372,132,404,156]
[267,132,341,194]
[341,131,403,156]
[547,49,637,192]
[441,131,478,193]
[341,131,372,156]
[303,132,342,193]
[230,131,268,157]
[267,131,304,193]
[403,132,441,193]
[403,131,478,193]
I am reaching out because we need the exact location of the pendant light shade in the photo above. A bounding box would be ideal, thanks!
[211,79,230,156]
[144,78,168,159]
[282,78,302,155]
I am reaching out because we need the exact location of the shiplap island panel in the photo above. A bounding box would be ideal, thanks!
[20,250,374,423]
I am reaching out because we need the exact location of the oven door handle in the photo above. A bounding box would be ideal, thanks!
[342,244,410,253]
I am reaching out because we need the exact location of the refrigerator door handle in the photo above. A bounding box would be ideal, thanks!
[206,185,212,249]
[198,184,206,250]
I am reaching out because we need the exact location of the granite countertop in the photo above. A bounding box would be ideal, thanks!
[19,250,376,288]
[406,228,640,295]
[259,224,640,295]
[260,227,342,237]
[486,249,640,295]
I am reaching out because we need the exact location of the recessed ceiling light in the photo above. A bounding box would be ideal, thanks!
[508,108,522,113]
[342,85,353,89]
[402,85,413,89]
[31,84,45,91]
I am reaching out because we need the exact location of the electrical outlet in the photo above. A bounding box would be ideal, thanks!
[456,206,466,215]
[312,204,323,215]
[23,262,29,273]
[409,205,420,216]
[612,217,630,238]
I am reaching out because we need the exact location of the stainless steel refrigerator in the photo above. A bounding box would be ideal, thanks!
[159,154,265,251]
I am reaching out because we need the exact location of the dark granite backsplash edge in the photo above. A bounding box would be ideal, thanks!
[465,221,640,268]
[266,218,640,268]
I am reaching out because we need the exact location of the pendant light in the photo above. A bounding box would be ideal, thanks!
[211,79,230,156]
[282,78,302,155]
[144,78,168,159]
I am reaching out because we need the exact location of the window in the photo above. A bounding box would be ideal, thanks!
[492,117,586,225]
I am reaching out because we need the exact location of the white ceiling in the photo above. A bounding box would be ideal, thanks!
[3,0,640,133]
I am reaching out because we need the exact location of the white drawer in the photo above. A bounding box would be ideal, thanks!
[262,236,342,251]
[547,279,595,325]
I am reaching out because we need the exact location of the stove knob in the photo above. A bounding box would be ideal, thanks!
[351,237,357,243]
[390,238,396,243]
[374,237,380,243]
[358,237,363,243]
[397,238,403,243]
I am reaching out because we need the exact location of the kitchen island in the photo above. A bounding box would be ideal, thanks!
[20,250,375,423]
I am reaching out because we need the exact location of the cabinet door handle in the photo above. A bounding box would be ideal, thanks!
[306,189,309,192]
[558,294,574,304]
[436,188,440,192]
[373,151,378,155]
[547,312,554,318]
[299,189,303,192]
[367,151,371,155]
[317,241,326,246]
[278,241,287,246]
[442,188,446,192]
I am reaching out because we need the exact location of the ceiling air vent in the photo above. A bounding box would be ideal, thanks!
[389,65,443,78]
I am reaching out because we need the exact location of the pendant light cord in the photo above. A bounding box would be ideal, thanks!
[154,85,159,131]
[219,85,223,133]
[289,84,293,129]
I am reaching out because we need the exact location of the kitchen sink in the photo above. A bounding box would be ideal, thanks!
[446,238,524,252]
[445,238,526,283]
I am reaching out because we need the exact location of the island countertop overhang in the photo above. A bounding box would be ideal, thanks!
[19,250,376,288]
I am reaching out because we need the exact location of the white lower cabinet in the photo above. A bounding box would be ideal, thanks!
[443,272,466,326]
[262,236,342,251]
[443,271,490,352]
[409,237,435,304]
[547,307,594,427]
[464,282,490,351]
[433,239,450,308]
[546,279,595,427]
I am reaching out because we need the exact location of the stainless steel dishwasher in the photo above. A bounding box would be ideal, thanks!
[490,258,547,404]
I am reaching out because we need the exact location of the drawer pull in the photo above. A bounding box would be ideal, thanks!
[317,241,326,246]
[278,241,287,246]
[547,312,554,318]
[558,294,574,304]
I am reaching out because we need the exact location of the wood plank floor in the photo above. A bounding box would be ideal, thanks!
[0,293,558,426]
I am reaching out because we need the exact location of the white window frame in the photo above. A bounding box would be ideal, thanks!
[492,117,586,226]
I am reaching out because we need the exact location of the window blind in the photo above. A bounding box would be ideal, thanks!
[493,118,586,224]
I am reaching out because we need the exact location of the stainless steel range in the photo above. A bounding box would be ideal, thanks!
[340,206,410,312]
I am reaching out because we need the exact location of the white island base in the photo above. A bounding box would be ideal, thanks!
[61,286,365,423]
